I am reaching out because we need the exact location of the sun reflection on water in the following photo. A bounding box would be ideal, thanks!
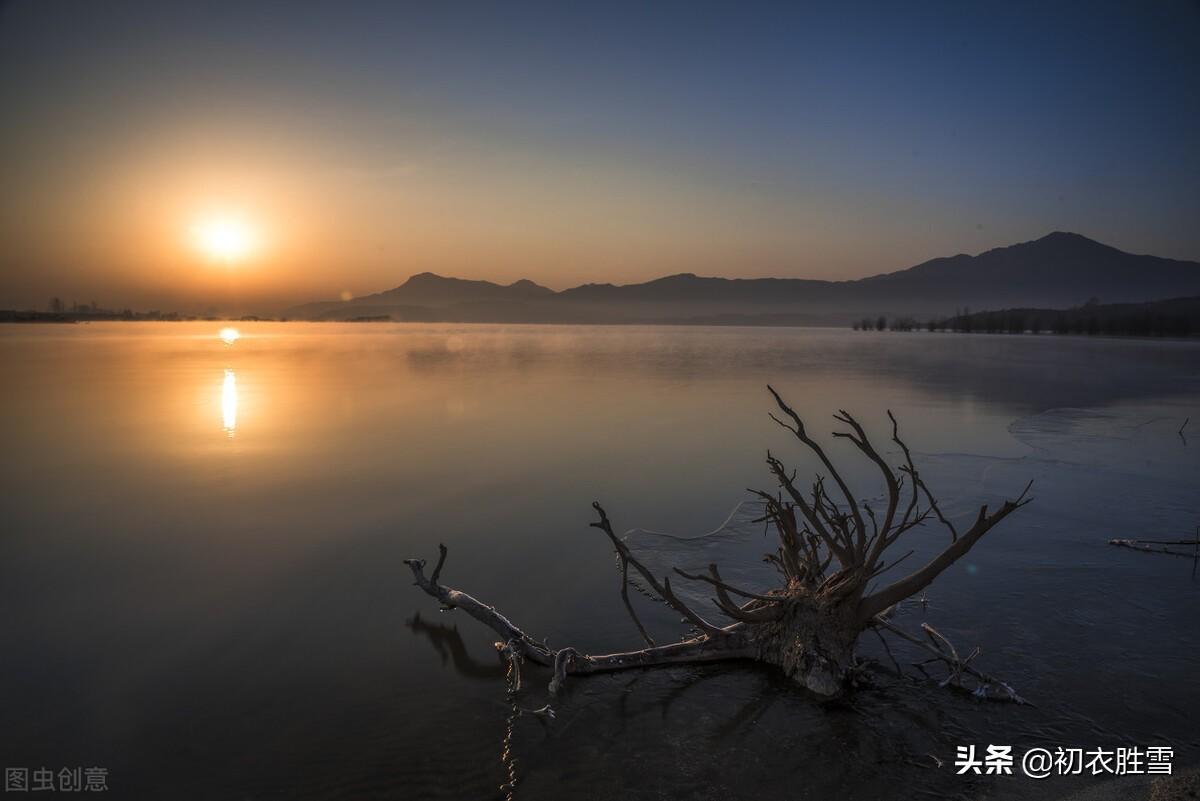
[222,369,238,437]
[219,327,241,345]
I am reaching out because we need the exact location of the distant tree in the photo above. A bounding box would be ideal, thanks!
[876,315,887,332]
[49,297,64,313]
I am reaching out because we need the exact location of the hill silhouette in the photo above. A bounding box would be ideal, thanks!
[285,233,1200,324]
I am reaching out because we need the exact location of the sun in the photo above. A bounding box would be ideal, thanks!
[193,216,257,263]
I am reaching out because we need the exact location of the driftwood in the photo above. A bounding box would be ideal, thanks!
[870,617,1028,703]
[404,387,1033,699]
[1109,529,1200,578]
[1108,539,1200,558]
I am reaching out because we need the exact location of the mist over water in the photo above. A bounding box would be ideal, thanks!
[2,322,1198,799]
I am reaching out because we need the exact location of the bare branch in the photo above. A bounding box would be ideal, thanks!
[767,385,867,550]
[405,546,755,697]
[868,548,915,580]
[404,550,554,665]
[590,501,728,638]
[661,575,728,636]
[673,563,781,603]
[764,454,854,568]
[430,543,448,585]
[701,564,785,624]
[620,556,656,647]
[873,617,1028,704]
[857,485,1033,624]
[832,409,900,551]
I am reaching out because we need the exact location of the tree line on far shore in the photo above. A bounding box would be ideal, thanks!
[853,296,1200,337]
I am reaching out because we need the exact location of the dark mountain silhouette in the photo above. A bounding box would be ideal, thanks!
[369,272,554,305]
[845,232,1200,309]
[288,273,554,320]
[285,233,1200,324]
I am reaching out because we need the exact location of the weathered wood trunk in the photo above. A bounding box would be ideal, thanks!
[750,597,860,696]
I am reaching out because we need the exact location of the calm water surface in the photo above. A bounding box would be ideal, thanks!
[2,323,1199,800]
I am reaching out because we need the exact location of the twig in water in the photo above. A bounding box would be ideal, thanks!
[1108,538,1200,559]
[872,617,1028,704]
[1193,525,1199,581]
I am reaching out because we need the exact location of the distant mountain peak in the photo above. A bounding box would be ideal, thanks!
[1039,230,1089,241]
[403,271,455,284]
[355,271,554,306]
[1027,231,1112,250]
[286,233,1200,323]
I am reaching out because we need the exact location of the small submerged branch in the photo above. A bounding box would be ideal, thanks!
[872,617,1029,704]
[590,502,728,639]
[1109,537,1200,560]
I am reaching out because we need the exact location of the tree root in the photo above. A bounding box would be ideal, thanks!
[404,388,1034,701]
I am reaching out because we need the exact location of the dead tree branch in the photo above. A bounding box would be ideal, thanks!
[404,537,756,696]
[872,618,1028,704]
[1109,537,1200,559]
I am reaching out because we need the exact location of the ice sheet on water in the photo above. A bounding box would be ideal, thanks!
[620,400,1199,621]
[621,500,782,614]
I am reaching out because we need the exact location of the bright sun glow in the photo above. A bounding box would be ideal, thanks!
[219,327,241,345]
[193,217,256,263]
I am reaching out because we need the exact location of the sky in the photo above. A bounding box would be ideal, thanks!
[1,0,1198,313]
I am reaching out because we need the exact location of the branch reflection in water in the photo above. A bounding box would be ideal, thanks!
[406,614,559,798]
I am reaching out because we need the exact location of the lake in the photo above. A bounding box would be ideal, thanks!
[2,322,1198,800]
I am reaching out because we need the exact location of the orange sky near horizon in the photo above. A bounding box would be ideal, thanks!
[2,119,978,314]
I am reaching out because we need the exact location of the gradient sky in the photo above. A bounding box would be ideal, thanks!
[2,0,1198,313]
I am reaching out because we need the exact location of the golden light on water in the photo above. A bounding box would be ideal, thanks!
[219,327,241,345]
[193,216,257,263]
[222,368,238,436]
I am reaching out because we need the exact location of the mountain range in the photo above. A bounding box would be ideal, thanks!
[285,232,1200,325]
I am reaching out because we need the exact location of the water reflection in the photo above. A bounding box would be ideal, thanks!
[405,613,505,680]
[221,368,237,436]
[219,327,240,345]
